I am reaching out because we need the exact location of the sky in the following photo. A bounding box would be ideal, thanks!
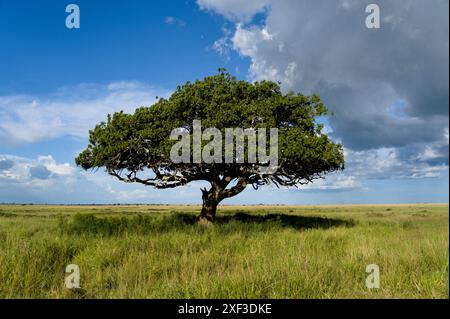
[0,0,448,204]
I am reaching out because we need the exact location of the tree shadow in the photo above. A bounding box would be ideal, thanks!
[60,211,355,236]
[171,211,355,231]
[215,212,355,230]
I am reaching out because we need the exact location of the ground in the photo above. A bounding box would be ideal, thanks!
[0,204,448,298]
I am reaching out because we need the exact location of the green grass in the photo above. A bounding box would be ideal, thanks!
[0,204,448,298]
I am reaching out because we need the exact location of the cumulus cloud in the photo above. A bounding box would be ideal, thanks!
[0,81,168,145]
[202,0,449,179]
[345,147,448,180]
[0,155,74,184]
[0,153,209,204]
[0,154,92,202]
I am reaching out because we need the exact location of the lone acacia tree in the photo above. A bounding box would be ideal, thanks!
[75,71,344,224]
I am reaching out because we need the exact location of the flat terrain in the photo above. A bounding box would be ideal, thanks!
[0,204,448,298]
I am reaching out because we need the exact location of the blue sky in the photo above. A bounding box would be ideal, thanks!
[1,0,245,94]
[0,0,448,204]
[0,0,247,163]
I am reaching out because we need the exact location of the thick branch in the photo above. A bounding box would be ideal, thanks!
[220,177,248,199]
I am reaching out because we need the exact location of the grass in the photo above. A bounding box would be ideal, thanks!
[0,204,448,298]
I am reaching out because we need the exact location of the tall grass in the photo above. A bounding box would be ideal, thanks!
[0,204,448,298]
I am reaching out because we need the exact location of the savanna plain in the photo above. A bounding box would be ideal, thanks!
[0,204,448,298]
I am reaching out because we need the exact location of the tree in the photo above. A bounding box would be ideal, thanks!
[75,71,344,224]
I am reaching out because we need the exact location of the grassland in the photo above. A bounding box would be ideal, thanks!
[0,204,448,298]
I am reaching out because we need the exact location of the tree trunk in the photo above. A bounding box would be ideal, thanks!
[197,187,220,226]
[198,201,218,225]
[197,177,248,225]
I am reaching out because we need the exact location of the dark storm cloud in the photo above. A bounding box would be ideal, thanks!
[318,83,448,151]
[220,0,449,152]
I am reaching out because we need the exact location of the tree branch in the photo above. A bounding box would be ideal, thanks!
[220,177,248,199]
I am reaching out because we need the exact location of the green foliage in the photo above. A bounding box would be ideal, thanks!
[75,71,344,192]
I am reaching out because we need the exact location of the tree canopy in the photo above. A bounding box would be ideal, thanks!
[75,71,344,224]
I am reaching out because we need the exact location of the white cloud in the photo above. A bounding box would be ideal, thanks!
[0,153,208,204]
[104,184,162,201]
[302,173,362,191]
[204,0,449,148]
[0,82,169,145]
[0,154,74,183]
[201,0,449,182]
[165,16,186,27]
[197,0,270,22]
[345,147,448,180]
[211,26,234,60]
[37,155,74,176]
